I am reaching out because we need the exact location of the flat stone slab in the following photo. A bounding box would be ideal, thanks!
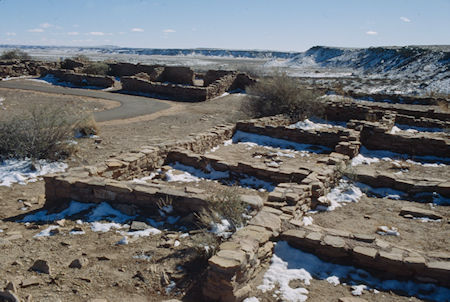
[400,206,442,220]
[248,210,281,233]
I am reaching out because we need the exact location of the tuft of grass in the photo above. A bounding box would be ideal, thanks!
[0,49,31,60]
[0,104,90,161]
[74,114,98,137]
[195,187,246,232]
[82,62,110,76]
[245,71,323,120]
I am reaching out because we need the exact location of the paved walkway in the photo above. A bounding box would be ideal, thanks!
[0,79,171,122]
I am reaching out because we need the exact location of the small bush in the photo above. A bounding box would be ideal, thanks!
[72,54,90,63]
[245,71,323,120]
[0,105,85,161]
[82,62,110,76]
[74,114,98,137]
[196,187,246,232]
[0,49,31,60]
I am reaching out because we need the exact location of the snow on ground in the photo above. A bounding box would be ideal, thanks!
[21,201,94,223]
[232,131,331,154]
[0,97,5,109]
[0,159,67,187]
[376,226,400,236]
[33,225,59,238]
[210,219,233,238]
[354,182,450,206]
[352,147,449,167]
[28,74,105,90]
[167,162,275,191]
[394,124,445,133]
[317,178,364,211]
[243,297,260,302]
[288,118,346,131]
[169,162,229,181]
[302,216,314,226]
[258,241,450,302]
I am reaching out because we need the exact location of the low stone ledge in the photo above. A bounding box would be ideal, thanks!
[281,225,450,286]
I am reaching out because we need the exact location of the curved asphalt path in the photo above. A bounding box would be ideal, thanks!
[0,79,170,122]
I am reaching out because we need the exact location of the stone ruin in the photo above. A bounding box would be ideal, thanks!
[42,92,450,301]
[0,58,256,102]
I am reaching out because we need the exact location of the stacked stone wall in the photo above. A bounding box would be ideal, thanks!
[44,69,115,88]
[282,226,450,287]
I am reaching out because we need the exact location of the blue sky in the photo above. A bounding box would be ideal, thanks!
[0,0,449,51]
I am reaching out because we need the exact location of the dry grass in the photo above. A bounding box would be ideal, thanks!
[245,71,323,120]
[0,104,93,161]
[195,186,246,232]
[0,49,31,60]
[82,62,110,76]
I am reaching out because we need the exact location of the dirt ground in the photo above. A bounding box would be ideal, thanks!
[0,84,449,302]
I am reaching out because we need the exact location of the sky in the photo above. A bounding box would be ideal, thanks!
[0,0,449,51]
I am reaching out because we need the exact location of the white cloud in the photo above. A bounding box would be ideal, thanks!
[67,32,79,36]
[366,31,378,35]
[6,32,16,36]
[131,28,144,32]
[400,16,411,23]
[162,29,176,33]
[89,32,105,36]
[40,22,52,28]
[28,28,44,33]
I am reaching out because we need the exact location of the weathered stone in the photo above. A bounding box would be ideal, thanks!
[30,259,51,274]
[21,277,40,288]
[184,186,205,194]
[322,235,346,248]
[5,281,17,293]
[129,221,150,231]
[268,191,284,202]
[248,210,281,234]
[353,233,375,243]
[69,257,89,269]
[0,291,19,302]
[338,298,369,302]
[240,195,264,209]
[399,206,442,220]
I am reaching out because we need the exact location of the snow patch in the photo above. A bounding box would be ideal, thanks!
[232,131,331,154]
[319,179,364,211]
[0,159,67,187]
[259,241,450,302]
[289,118,345,130]
[33,225,59,237]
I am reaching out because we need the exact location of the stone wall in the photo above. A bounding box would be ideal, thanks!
[360,122,450,157]
[159,66,194,85]
[44,173,211,214]
[108,63,195,85]
[108,62,161,77]
[121,76,208,102]
[0,60,58,78]
[236,120,360,150]
[203,209,281,301]
[282,226,450,287]
[323,98,450,123]
[44,69,115,88]
[204,70,235,86]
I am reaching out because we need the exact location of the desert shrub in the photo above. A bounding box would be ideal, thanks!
[245,71,323,120]
[82,62,110,76]
[0,105,87,161]
[195,187,246,232]
[0,49,31,60]
[71,54,90,63]
[74,114,98,137]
